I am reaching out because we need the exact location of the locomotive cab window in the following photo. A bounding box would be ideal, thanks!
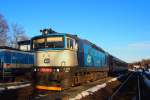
[33,36,65,49]
[47,37,64,48]
[33,38,45,49]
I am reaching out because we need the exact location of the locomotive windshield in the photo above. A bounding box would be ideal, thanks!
[33,36,64,49]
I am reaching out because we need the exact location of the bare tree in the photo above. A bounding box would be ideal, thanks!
[0,14,9,46]
[10,24,29,48]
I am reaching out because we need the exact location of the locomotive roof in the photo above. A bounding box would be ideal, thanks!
[32,33,77,39]
[81,39,106,53]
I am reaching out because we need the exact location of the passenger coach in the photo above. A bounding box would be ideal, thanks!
[0,46,34,82]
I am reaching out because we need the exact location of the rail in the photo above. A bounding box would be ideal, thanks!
[108,73,133,100]
[137,75,141,100]
[109,72,144,100]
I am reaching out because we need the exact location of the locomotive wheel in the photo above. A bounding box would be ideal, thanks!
[15,76,26,82]
[15,74,31,82]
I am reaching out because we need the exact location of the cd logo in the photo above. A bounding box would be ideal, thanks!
[44,58,50,63]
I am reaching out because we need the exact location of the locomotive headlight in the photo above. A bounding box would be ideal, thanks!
[44,30,49,34]
[34,68,37,72]
[57,68,60,72]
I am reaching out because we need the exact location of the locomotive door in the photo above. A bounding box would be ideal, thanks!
[0,59,4,72]
[0,59,4,81]
[0,59,1,68]
[109,55,113,73]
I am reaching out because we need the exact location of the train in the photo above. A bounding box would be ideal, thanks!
[0,46,34,82]
[31,28,128,91]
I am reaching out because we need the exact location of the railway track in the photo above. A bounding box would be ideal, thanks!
[108,73,133,100]
[3,72,146,100]
[108,72,144,100]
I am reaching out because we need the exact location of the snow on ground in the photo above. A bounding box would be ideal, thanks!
[144,78,150,88]
[128,69,135,72]
[0,87,5,91]
[145,71,150,75]
[7,83,31,90]
[0,82,31,92]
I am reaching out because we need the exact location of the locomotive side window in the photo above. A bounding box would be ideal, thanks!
[67,38,69,48]
[70,39,73,49]
[75,42,78,51]
[67,37,74,49]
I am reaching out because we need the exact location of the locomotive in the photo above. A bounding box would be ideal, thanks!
[31,29,128,91]
[0,46,34,82]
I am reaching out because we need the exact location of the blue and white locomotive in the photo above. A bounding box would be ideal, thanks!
[0,46,34,82]
[32,29,128,91]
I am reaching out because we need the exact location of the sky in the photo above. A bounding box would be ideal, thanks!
[0,0,150,63]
